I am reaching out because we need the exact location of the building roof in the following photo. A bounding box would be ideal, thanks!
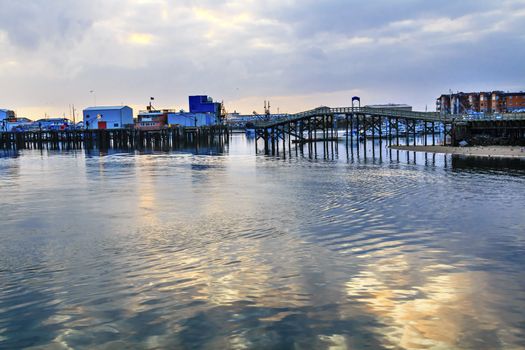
[84,106,131,111]
[35,118,70,122]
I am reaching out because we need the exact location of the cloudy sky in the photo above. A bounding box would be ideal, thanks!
[1,0,524,118]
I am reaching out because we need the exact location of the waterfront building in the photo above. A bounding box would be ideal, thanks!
[505,92,525,112]
[436,91,525,114]
[0,110,36,132]
[436,95,450,114]
[0,109,16,131]
[136,109,170,131]
[181,95,223,126]
[82,106,134,130]
[137,109,221,130]
[189,95,222,115]
[491,91,505,113]
[3,117,33,132]
[167,112,218,127]
[137,96,223,130]
[480,92,492,113]
[0,109,16,121]
[34,118,73,130]
[467,93,480,113]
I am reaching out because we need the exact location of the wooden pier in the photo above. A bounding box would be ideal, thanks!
[253,106,525,154]
[0,126,229,150]
[253,107,451,155]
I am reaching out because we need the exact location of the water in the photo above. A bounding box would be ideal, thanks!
[1,136,525,349]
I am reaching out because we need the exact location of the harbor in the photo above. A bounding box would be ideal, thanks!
[3,103,525,156]
[3,95,523,350]
[2,134,525,349]
[2,0,525,348]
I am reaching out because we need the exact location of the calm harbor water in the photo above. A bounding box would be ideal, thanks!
[1,135,525,349]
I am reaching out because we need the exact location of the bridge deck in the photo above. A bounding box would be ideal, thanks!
[253,106,525,129]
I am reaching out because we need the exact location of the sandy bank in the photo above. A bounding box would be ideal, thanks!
[389,145,525,159]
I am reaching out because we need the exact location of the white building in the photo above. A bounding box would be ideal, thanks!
[0,109,16,131]
[82,106,133,130]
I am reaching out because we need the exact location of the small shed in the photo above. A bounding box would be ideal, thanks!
[83,106,133,130]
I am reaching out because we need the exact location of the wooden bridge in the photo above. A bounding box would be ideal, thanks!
[253,106,525,154]
[253,106,452,154]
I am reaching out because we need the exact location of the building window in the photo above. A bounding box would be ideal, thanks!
[114,123,119,127]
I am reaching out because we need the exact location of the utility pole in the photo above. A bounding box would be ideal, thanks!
[449,89,453,115]
[90,90,97,106]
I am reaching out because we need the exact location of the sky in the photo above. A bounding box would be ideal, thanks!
[0,0,524,119]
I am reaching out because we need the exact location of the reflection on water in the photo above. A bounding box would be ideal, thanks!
[451,155,525,173]
[1,135,524,349]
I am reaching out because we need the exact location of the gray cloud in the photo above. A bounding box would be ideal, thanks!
[0,0,524,117]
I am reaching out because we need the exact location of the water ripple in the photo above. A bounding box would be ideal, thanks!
[1,141,525,349]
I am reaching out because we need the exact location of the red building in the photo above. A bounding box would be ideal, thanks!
[505,92,525,112]
[437,91,525,114]
[136,110,170,131]
[490,91,505,113]
[479,92,492,113]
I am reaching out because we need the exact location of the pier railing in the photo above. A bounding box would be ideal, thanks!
[253,106,525,129]
[253,106,447,128]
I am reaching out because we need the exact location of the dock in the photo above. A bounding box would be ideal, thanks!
[0,126,229,150]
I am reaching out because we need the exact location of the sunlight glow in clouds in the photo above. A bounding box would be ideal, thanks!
[128,33,155,45]
[0,0,524,118]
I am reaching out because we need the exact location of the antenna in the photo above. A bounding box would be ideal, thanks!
[148,97,155,111]
[264,100,271,117]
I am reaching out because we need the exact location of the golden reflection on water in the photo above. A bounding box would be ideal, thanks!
[5,142,525,349]
[135,158,161,226]
[345,250,520,349]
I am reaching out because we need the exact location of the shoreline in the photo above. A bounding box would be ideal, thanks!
[389,145,525,159]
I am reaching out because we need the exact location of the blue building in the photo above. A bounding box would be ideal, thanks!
[34,118,73,130]
[163,96,223,127]
[0,109,15,121]
[4,118,33,132]
[189,95,221,114]
[83,106,133,130]
[0,109,16,131]
[167,112,218,127]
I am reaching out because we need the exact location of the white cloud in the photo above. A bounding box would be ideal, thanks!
[422,17,469,33]
[0,0,524,117]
